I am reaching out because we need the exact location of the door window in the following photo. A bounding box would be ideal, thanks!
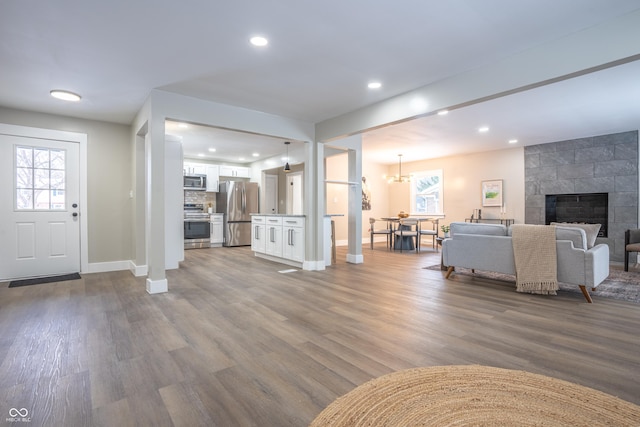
[15,145,66,210]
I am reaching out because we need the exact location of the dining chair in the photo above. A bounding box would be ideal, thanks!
[418,218,439,252]
[369,218,393,250]
[624,229,640,271]
[394,218,419,252]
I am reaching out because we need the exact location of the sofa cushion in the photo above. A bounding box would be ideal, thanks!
[450,222,507,236]
[551,222,601,248]
[555,226,588,250]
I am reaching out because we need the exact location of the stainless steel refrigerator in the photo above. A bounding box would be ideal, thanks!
[216,181,259,246]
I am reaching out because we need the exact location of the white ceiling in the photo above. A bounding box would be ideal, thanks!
[1,1,640,165]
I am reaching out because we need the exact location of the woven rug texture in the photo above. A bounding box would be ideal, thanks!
[310,365,640,427]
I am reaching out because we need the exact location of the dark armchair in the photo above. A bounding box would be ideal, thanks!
[624,229,640,271]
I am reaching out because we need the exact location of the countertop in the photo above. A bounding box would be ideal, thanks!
[250,213,306,217]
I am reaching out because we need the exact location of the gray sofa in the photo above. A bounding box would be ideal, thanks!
[441,222,610,303]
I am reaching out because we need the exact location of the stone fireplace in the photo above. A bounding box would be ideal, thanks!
[524,131,638,262]
[545,192,608,237]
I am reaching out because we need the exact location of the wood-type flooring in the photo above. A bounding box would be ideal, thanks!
[1,244,639,426]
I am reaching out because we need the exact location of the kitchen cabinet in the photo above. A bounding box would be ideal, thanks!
[184,162,207,176]
[282,217,305,263]
[210,213,224,247]
[251,215,305,268]
[206,165,219,192]
[251,216,266,253]
[219,165,250,178]
[265,216,283,257]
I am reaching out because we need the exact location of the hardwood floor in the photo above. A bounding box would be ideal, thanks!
[1,244,639,426]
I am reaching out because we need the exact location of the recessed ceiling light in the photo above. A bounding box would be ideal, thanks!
[239,157,245,161]
[252,153,259,157]
[197,153,205,157]
[508,139,518,144]
[437,110,449,116]
[50,90,81,102]
[250,36,268,47]
[478,126,490,133]
[208,148,216,152]
[368,82,382,89]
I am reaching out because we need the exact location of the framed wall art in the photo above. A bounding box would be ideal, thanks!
[481,179,503,207]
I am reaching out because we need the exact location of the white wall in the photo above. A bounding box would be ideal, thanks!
[326,152,389,245]
[0,107,133,264]
[326,145,525,243]
[388,146,525,230]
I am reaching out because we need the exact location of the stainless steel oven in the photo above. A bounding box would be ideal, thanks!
[184,204,211,249]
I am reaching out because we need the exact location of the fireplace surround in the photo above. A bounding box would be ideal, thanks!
[524,131,638,262]
[545,193,608,237]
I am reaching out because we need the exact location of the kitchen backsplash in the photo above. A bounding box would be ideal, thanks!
[185,191,216,212]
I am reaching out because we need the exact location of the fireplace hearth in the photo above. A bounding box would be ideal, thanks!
[545,193,608,237]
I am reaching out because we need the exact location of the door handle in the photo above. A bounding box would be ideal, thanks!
[72,212,78,217]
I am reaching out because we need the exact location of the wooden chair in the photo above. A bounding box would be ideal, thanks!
[418,218,439,251]
[394,218,419,252]
[369,218,393,250]
[624,229,640,271]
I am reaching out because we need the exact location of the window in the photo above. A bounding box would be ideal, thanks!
[15,145,66,210]
[410,169,443,215]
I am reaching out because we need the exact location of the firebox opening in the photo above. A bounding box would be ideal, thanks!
[545,193,608,237]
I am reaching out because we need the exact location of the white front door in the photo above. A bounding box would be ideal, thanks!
[0,134,81,280]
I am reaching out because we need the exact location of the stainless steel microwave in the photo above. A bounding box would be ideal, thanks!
[184,175,207,191]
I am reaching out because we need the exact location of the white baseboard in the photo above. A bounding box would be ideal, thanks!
[146,278,168,294]
[346,253,364,264]
[303,260,326,271]
[129,261,148,277]
[336,237,390,247]
[85,260,131,274]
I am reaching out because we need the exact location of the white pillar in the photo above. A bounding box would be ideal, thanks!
[145,116,168,293]
[347,141,363,264]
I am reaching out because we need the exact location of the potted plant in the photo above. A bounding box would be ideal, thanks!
[440,224,450,238]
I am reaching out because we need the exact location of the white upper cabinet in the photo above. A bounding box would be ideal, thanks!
[219,165,250,178]
[183,162,207,176]
[206,165,219,192]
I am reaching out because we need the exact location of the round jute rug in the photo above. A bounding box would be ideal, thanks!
[310,365,640,426]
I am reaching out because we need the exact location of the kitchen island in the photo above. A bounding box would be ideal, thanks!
[251,214,305,268]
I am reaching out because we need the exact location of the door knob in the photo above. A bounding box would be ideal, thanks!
[72,212,78,217]
[72,203,78,208]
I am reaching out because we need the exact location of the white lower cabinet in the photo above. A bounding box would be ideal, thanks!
[265,216,283,257]
[251,215,305,267]
[210,214,224,247]
[251,216,266,253]
[282,217,305,263]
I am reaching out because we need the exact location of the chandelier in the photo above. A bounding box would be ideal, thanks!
[387,154,411,183]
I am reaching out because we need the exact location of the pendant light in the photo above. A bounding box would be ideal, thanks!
[388,154,411,183]
[284,141,291,171]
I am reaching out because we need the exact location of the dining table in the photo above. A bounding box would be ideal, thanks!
[381,217,417,250]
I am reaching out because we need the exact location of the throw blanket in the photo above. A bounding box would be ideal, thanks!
[511,224,558,295]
